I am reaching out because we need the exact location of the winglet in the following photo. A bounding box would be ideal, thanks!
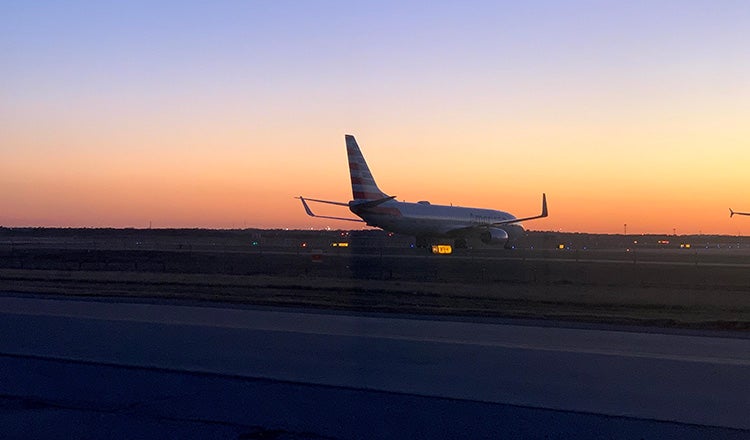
[299,196,315,217]
[541,193,548,218]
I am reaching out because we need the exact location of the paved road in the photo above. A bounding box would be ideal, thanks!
[1,295,749,437]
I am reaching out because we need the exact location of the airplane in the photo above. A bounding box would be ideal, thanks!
[730,208,750,218]
[298,134,548,249]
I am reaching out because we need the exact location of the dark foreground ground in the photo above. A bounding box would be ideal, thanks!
[4,354,746,440]
[3,297,749,439]
[1,228,749,330]
[2,229,749,439]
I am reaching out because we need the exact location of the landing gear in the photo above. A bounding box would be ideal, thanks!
[415,236,429,248]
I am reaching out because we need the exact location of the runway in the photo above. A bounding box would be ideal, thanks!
[1,295,749,438]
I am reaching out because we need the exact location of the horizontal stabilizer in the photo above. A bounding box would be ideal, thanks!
[351,195,397,209]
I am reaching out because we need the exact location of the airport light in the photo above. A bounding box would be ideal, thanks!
[431,244,453,254]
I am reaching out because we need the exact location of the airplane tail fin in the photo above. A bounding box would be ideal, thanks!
[346,135,389,201]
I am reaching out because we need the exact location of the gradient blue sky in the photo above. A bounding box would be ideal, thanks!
[2,1,749,233]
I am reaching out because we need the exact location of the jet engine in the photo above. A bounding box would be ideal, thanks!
[480,227,509,245]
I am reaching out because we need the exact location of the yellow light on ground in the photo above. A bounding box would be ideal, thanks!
[558,244,565,249]
[331,242,349,247]
[431,244,453,254]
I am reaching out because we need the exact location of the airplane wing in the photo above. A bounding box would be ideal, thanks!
[296,196,365,222]
[730,208,750,217]
[490,193,548,226]
[439,194,548,238]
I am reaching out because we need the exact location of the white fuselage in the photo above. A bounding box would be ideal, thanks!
[350,200,524,240]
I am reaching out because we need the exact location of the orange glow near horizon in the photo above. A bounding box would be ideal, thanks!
[2,125,749,235]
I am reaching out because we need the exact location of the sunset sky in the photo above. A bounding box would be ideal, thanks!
[2,1,749,234]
